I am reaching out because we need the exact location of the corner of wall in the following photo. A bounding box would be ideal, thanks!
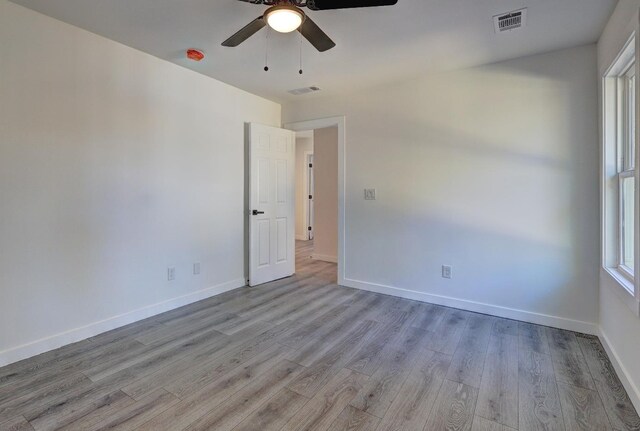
[599,327,640,412]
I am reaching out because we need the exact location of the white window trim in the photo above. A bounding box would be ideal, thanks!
[602,33,640,314]
[617,62,636,282]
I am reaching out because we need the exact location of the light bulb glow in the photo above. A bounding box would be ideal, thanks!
[266,7,304,33]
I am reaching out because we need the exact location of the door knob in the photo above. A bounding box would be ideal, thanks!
[252,210,265,216]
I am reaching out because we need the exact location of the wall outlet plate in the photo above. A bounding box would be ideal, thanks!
[193,262,201,275]
[442,265,452,279]
[364,189,377,200]
[168,267,176,281]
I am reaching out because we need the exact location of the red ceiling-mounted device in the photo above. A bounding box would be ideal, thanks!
[187,49,205,61]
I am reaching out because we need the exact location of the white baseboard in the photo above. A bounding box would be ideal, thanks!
[296,234,308,241]
[312,254,338,263]
[342,278,599,335]
[598,329,640,412]
[0,278,246,367]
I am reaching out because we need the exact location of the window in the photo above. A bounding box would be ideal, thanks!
[603,37,637,297]
[619,62,636,278]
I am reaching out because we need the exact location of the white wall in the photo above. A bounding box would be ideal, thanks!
[283,44,600,332]
[312,127,339,262]
[295,136,313,240]
[0,0,280,365]
[597,0,640,409]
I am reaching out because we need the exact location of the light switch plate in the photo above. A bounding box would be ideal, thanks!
[364,189,377,200]
[442,265,452,279]
[193,262,201,275]
[168,267,176,281]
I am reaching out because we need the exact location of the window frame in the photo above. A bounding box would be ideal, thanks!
[617,61,636,281]
[602,34,639,309]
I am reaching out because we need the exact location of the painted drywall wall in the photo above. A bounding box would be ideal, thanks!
[312,127,339,262]
[295,136,313,240]
[283,44,600,332]
[597,0,640,409]
[0,0,280,365]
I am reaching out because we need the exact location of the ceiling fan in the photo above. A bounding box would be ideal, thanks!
[222,0,398,52]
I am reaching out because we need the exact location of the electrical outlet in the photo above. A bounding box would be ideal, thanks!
[364,189,377,200]
[193,262,201,275]
[168,267,176,281]
[442,265,452,279]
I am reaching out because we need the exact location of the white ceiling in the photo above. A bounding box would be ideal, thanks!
[11,0,616,103]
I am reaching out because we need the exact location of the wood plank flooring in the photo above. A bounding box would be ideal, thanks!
[1,240,638,430]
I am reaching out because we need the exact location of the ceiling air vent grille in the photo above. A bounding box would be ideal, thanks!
[494,8,527,33]
[288,86,321,96]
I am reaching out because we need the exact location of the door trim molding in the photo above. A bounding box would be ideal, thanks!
[304,150,314,241]
[285,116,346,285]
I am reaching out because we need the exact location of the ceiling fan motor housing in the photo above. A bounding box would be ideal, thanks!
[263,4,307,27]
[223,0,397,51]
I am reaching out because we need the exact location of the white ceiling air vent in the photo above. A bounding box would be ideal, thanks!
[493,8,527,33]
[288,86,321,96]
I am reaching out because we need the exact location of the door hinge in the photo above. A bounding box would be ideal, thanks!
[309,164,313,168]
[309,195,313,199]
[308,226,312,231]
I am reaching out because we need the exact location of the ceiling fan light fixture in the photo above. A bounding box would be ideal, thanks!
[265,6,304,33]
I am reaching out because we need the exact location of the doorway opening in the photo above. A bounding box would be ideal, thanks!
[295,130,314,243]
[294,126,339,279]
[287,116,346,284]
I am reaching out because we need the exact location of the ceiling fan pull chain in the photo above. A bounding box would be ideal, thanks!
[299,32,304,75]
[264,28,270,72]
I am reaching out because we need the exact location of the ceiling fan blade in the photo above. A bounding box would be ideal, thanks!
[307,0,397,10]
[222,17,266,47]
[298,16,336,52]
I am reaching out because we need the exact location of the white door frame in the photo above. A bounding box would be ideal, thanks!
[284,116,346,285]
[305,152,314,240]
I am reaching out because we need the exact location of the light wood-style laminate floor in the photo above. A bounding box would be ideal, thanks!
[1,240,639,430]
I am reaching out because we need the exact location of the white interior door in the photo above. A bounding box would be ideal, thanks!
[249,123,296,287]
